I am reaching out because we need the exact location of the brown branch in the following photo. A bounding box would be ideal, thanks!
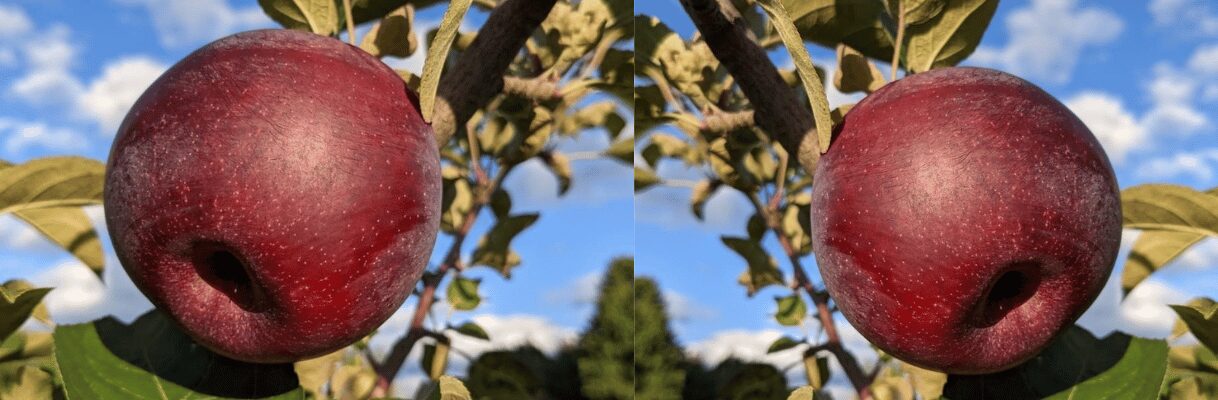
[431,0,560,147]
[745,192,872,396]
[502,76,562,101]
[371,165,513,394]
[680,0,820,175]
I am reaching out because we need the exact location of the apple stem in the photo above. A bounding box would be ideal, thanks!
[890,1,906,81]
[371,163,515,395]
[680,0,820,177]
[342,0,356,46]
[746,191,874,397]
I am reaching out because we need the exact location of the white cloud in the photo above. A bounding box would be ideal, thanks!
[115,0,268,48]
[1150,0,1218,36]
[0,214,53,251]
[0,4,33,38]
[1136,148,1218,182]
[6,25,82,107]
[664,289,717,322]
[969,0,1122,84]
[545,271,602,305]
[1188,44,1218,75]
[1175,238,1218,271]
[33,257,153,324]
[0,118,89,155]
[1065,92,1146,164]
[76,57,168,134]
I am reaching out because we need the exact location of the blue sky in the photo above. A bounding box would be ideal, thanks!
[635,0,1218,396]
[0,0,632,394]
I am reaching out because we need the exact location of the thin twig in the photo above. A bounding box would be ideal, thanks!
[371,165,514,394]
[744,191,872,396]
[890,2,906,81]
[343,0,356,45]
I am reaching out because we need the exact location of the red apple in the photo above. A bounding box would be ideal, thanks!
[811,67,1121,374]
[104,29,440,363]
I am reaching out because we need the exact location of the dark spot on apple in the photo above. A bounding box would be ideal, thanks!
[191,243,268,313]
[974,262,1041,328]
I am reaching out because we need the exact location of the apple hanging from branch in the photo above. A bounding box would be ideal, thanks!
[104,29,440,363]
[811,67,1121,374]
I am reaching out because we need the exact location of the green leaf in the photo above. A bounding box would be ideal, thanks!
[293,349,344,399]
[634,167,661,192]
[803,355,830,389]
[723,236,784,297]
[834,43,886,94]
[489,188,512,219]
[15,207,105,279]
[756,0,834,154]
[0,157,104,215]
[1172,301,1218,353]
[774,294,806,326]
[690,180,720,221]
[440,166,473,234]
[891,0,948,25]
[1121,187,1218,296]
[0,283,50,342]
[784,0,893,62]
[604,136,634,164]
[451,321,489,341]
[943,326,1168,400]
[1,366,53,400]
[470,213,540,277]
[541,152,573,195]
[54,310,303,399]
[1122,184,1218,237]
[438,375,471,399]
[902,0,998,72]
[1175,298,1218,339]
[766,336,802,354]
[641,133,688,168]
[258,0,340,35]
[787,386,818,400]
[1123,230,1207,297]
[359,5,417,58]
[420,342,450,379]
[418,0,473,122]
[446,276,482,311]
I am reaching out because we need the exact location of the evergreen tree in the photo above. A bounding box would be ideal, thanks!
[577,257,635,400]
[634,276,685,399]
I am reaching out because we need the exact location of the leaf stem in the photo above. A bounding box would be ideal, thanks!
[891,2,906,81]
[342,0,356,45]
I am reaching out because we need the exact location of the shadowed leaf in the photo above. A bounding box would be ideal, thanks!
[360,5,417,57]
[834,44,886,93]
[1172,300,1218,353]
[447,276,482,311]
[471,213,540,277]
[902,0,998,72]
[54,310,303,399]
[0,282,50,342]
[258,0,340,35]
[943,326,1168,400]
[451,321,489,341]
[1120,187,1218,297]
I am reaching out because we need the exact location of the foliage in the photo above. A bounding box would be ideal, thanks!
[0,0,629,397]
[577,257,635,400]
[634,276,685,400]
[638,0,1206,398]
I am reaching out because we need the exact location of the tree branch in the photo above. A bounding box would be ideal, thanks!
[371,165,514,394]
[744,192,872,396]
[680,0,820,175]
[431,0,560,146]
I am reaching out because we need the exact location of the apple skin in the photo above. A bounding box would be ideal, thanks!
[810,67,1121,374]
[104,29,440,363]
